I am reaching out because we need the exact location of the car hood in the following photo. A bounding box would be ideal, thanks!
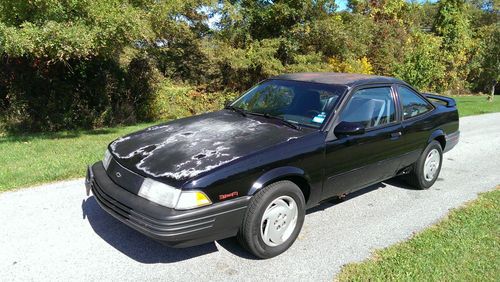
[109,110,310,184]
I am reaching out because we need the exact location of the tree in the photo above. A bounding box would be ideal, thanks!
[393,32,446,91]
[147,0,214,84]
[468,24,500,99]
[217,0,336,45]
[0,0,152,62]
[433,0,474,92]
[290,13,374,60]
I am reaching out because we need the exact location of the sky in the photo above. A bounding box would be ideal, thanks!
[337,0,348,10]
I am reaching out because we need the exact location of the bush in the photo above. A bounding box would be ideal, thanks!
[0,55,160,132]
[211,39,285,91]
[393,32,445,91]
[284,52,334,73]
[150,80,238,120]
[328,56,374,74]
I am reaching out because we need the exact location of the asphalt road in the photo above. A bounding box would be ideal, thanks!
[1,113,499,281]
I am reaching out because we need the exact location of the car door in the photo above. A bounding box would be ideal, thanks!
[322,85,405,199]
[395,85,436,168]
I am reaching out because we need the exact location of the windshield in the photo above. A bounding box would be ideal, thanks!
[231,79,346,128]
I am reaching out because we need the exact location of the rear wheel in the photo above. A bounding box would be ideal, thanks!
[238,180,305,259]
[406,140,443,189]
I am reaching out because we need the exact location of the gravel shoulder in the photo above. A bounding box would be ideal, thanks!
[1,113,499,281]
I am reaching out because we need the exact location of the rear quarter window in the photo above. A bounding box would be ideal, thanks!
[426,96,448,106]
[398,86,433,119]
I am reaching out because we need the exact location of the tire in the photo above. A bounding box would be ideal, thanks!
[237,180,306,259]
[406,140,443,189]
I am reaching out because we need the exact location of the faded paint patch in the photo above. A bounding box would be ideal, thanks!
[110,114,296,180]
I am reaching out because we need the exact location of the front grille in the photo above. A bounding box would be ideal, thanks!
[106,158,144,195]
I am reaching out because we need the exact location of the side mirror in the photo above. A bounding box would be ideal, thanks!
[334,121,365,137]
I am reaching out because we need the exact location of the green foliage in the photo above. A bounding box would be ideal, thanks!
[350,0,413,22]
[291,13,374,60]
[368,21,409,75]
[0,55,159,132]
[283,52,333,73]
[393,32,446,91]
[433,0,474,92]
[0,0,152,62]
[468,23,500,93]
[150,80,238,120]
[148,0,213,84]
[207,39,285,91]
[328,56,374,74]
[1,0,498,133]
[220,0,336,42]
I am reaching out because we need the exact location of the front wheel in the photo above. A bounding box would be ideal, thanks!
[406,140,443,189]
[237,180,305,259]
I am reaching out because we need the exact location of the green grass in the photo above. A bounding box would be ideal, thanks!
[336,187,500,282]
[454,95,500,117]
[0,122,157,191]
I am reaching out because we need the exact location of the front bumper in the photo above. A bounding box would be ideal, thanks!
[85,162,249,247]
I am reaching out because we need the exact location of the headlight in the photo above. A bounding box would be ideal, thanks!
[103,149,112,170]
[138,178,211,210]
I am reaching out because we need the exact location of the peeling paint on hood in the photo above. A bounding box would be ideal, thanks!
[109,110,310,184]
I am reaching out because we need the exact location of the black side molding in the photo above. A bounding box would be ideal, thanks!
[423,93,457,108]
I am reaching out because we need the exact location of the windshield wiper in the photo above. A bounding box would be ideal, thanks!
[224,105,247,117]
[250,112,301,130]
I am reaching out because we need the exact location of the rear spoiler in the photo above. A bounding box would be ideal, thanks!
[423,93,456,108]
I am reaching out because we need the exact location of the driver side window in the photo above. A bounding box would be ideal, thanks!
[340,87,395,129]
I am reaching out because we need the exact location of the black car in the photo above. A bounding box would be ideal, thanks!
[86,73,459,258]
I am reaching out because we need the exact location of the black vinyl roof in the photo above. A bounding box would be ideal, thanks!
[271,72,405,87]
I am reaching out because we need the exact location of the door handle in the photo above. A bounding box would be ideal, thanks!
[390,131,402,140]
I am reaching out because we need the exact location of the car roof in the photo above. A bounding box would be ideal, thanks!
[270,72,405,87]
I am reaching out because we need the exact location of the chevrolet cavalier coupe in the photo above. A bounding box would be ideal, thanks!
[86,73,460,258]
